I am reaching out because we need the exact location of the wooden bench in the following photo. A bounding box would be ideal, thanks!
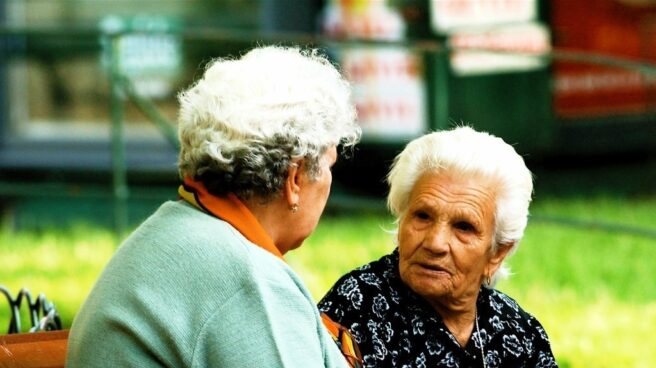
[0,330,68,368]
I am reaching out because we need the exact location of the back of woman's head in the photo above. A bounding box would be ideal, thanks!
[178,46,360,200]
[387,126,533,281]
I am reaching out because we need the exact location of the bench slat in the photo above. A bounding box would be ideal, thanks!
[0,330,68,368]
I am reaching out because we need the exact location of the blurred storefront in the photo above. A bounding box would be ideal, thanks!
[0,0,655,230]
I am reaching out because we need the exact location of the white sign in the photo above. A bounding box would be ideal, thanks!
[449,23,550,75]
[100,15,182,99]
[322,1,426,138]
[341,48,426,138]
[430,0,537,33]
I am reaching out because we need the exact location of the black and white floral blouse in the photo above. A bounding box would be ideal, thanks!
[319,249,558,368]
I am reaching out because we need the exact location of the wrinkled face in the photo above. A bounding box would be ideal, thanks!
[290,146,337,249]
[398,171,498,308]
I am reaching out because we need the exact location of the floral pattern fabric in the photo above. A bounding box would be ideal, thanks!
[319,249,558,368]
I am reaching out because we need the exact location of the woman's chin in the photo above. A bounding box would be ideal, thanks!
[404,272,452,300]
[284,236,307,253]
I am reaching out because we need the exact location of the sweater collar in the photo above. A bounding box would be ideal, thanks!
[178,177,283,260]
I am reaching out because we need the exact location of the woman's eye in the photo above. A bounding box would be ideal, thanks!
[414,211,430,221]
[454,221,475,232]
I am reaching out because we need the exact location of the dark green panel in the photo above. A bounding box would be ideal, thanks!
[448,69,556,156]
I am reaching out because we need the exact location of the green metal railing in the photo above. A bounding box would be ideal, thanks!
[103,31,180,237]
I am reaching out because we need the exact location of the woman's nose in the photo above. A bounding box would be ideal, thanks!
[423,224,450,254]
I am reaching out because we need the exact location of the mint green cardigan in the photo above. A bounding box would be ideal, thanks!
[66,201,348,367]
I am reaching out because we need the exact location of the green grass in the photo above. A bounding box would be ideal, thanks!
[1,195,656,367]
[496,219,656,368]
[0,225,115,332]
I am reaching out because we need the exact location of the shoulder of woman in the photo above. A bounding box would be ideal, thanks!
[125,201,283,290]
[319,251,400,315]
[486,289,551,337]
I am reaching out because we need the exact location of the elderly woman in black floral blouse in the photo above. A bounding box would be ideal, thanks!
[319,126,557,367]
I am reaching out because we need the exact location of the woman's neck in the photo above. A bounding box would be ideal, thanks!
[243,195,292,254]
[442,308,477,347]
[429,294,479,347]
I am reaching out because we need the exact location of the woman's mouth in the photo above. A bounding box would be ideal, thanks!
[416,262,451,276]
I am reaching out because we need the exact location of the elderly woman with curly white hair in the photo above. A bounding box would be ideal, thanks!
[67,46,362,368]
[319,126,557,367]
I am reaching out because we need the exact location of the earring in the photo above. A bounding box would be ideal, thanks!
[290,203,299,213]
[485,275,492,286]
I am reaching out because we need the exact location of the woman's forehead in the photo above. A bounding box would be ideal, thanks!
[408,171,497,212]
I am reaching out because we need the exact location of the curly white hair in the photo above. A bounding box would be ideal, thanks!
[177,46,360,199]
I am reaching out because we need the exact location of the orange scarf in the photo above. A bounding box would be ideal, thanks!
[178,177,282,259]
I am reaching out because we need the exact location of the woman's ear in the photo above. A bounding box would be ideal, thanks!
[486,242,514,275]
[284,160,303,208]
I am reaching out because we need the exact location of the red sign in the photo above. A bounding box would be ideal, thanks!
[552,0,656,118]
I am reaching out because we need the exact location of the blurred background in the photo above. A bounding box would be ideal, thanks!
[1,0,655,367]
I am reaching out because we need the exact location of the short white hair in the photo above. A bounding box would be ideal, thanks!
[177,46,360,199]
[387,126,533,284]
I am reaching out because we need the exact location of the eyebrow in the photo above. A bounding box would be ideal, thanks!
[411,197,485,223]
[452,208,483,226]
